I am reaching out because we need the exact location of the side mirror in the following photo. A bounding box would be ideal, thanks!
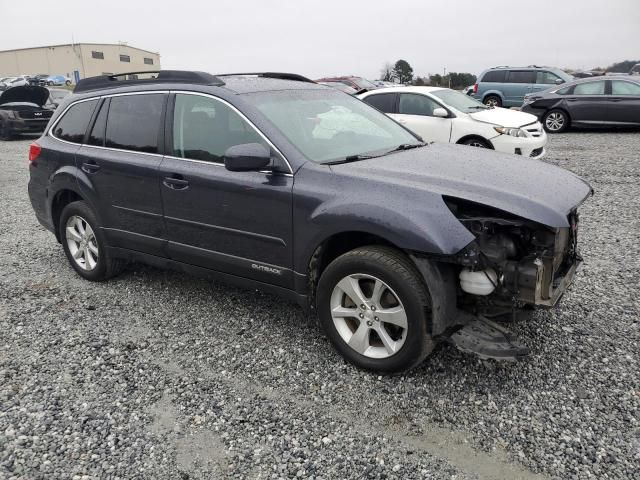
[224,143,271,172]
[555,78,564,85]
[433,107,448,118]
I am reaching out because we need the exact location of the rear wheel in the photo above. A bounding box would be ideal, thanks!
[483,95,502,108]
[317,246,434,373]
[60,201,125,281]
[65,80,72,86]
[543,109,569,133]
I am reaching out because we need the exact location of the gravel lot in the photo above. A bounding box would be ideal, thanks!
[1,132,639,480]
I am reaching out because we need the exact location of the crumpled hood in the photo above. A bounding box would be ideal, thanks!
[331,143,592,228]
[469,107,539,128]
[0,85,49,107]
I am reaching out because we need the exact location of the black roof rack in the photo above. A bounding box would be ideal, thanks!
[73,70,225,93]
[216,72,315,83]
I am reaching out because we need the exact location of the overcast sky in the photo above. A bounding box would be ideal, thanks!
[3,0,639,79]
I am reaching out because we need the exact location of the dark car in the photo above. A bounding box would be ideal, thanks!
[29,74,50,86]
[0,85,55,140]
[27,70,592,372]
[522,76,640,133]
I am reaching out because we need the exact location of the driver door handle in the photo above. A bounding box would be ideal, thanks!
[81,161,101,174]
[162,174,189,190]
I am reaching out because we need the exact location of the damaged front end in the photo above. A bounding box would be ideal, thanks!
[412,196,586,361]
[445,197,582,313]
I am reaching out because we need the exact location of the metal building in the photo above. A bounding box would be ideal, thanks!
[0,43,161,81]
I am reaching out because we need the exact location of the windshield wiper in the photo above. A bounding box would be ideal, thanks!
[324,154,377,165]
[383,143,427,154]
[324,143,426,165]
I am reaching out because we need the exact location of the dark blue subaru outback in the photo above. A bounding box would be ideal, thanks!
[28,71,592,372]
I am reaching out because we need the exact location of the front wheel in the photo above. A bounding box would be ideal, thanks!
[543,109,569,133]
[65,80,72,86]
[0,120,13,140]
[461,137,491,148]
[316,246,434,373]
[60,201,125,281]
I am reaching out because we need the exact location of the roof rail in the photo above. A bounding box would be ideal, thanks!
[73,70,225,93]
[216,72,315,83]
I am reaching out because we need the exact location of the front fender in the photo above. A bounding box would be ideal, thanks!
[295,193,475,274]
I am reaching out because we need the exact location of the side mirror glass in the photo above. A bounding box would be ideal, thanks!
[224,143,271,172]
[433,107,448,118]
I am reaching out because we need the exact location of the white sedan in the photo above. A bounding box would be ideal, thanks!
[358,86,547,158]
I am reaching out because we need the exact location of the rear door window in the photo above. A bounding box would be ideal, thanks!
[362,93,397,113]
[573,81,605,95]
[87,99,109,146]
[481,70,506,83]
[52,99,99,143]
[105,94,165,154]
[507,70,536,83]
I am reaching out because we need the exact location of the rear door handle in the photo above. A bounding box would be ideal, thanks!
[162,174,189,190]
[81,161,101,174]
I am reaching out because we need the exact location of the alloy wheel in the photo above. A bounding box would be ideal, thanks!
[484,97,499,107]
[65,215,99,271]
[545,112,565,132]
[330,274,407,359]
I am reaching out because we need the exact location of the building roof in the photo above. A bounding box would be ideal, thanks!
[0,43,159,56]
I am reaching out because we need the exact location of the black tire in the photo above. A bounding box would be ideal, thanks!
[0,119,13,141]
[47,81,53,86]
[460,137,491,148]
[316,246,434,373]
[65,80,71,86]
[542,109,569,133]
[59,201,125,281]
[483,95,502,108]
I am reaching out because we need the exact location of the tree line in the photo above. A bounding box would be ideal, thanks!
[380,60,476,89]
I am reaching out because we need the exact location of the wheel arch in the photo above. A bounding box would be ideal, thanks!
[482,91,504,103]
[50,188,85,241]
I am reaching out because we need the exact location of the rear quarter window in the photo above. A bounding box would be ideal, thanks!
[480,70,506,83]
[52,99,99,143]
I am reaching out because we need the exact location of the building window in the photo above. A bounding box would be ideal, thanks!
[92,51,104,59]
[119,54,131,63]
[144,57,154,65]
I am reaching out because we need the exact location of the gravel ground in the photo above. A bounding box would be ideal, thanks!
[1,132,639,480]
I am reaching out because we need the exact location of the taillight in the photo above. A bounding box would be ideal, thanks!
[29,142,41,163]
[473,84,478,93]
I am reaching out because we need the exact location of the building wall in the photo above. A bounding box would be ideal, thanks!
[0,44,160,79]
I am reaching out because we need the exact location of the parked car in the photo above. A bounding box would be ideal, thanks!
[315,76,378,91]
[629,64,640,76]
[0,85,55,140]
[46,75,73,86]
[472,66,573,108]
[318,81,358,95]
[359,86,547,158]
[522,76,640,132]
[1,76,30,90]
[28,70,591,372]
[45,87,72,108]
[29,74,50,86]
